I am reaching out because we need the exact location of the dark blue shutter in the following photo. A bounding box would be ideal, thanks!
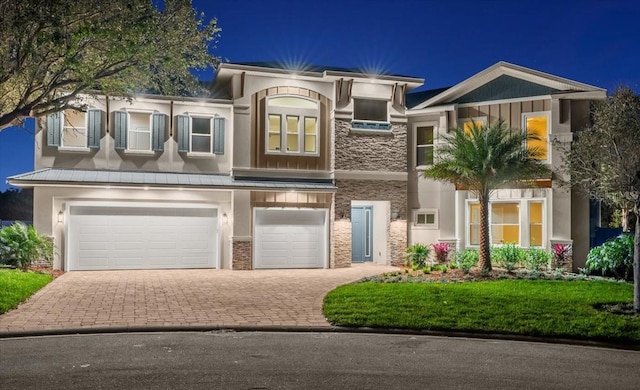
[213,117,225,155]
[152,113,166,152]
[46,112,61,147]
[87,109,102,149]
[114,111,127,150]
[176,115,190,153]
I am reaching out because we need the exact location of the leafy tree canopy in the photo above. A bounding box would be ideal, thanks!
[0,0,220,131]
[567,87,640,310]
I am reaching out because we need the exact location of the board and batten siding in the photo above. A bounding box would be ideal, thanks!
[457,99,551,129]
[251,86,331,171]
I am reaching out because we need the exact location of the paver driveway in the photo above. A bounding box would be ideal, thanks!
[0,264,397,333]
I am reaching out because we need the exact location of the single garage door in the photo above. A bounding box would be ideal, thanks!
[67,205,218,271]
[254,208,327,269]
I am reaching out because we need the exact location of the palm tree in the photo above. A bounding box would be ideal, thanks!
[423,120,551,271]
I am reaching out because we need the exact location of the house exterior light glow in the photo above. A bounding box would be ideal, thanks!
[8,61,605,271]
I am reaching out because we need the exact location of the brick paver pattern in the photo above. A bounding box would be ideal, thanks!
[0,264,397,332]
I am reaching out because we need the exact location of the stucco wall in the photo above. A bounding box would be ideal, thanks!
[34,186,232,270]
[35,96,233,174]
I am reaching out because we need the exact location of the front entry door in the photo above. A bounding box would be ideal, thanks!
[351,206,373,262]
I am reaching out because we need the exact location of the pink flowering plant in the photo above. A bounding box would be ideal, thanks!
[431,242,450,264]
[553,243,572,268]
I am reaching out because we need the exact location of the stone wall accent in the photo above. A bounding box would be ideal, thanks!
[335,179,407,220]
[389,220,407,266]
[333,219,352,268]
[334,120,407,172]
[232,240,252,270]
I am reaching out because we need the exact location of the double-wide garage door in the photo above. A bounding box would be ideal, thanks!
[67,205,218,271]
[254,209,328,269]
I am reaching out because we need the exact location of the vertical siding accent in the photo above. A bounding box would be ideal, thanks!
[176,115,190,153]
[511,102,522,130]
[113,111,128,150]
[532,100,543,112]
[500,103,510,127]
[46,112,61,147]
[152,113,166,152]
[213,117,225,154]
[87,109,102,149]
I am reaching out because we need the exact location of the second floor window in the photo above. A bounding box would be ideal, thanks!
[176,114,225,155]
[266,96,318,155]
[352,98,390,131]
[47,109,102,150]
[416,125,435,167]
[114,111,167,153]
[523,112,550,162]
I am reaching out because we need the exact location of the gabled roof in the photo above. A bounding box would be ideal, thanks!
[406,86,451,109]
[7,169,336,192]
[411,61,606,110]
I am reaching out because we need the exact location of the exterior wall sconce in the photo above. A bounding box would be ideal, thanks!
[222,213,228,224]
[391,209,399,220]
[57,210,64,224]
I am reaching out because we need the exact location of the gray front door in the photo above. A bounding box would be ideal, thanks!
[351,206,373,262]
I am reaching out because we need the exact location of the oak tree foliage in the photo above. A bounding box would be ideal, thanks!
[0,0,220,131]
[566,87,640,310]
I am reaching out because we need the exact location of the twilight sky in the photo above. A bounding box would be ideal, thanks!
[1,0,638,190]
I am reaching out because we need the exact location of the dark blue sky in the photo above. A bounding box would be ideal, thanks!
[1,0,638,190]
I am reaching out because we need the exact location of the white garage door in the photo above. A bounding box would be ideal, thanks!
[254,209,327,269]
[67,205,218,271]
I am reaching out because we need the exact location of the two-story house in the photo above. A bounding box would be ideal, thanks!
[8,61,605,271]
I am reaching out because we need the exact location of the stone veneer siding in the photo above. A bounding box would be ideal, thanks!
[334,179,408,267]
[389,220,407,266]
[232,240,252,270]
[334,120,407,172]
[335,179,407,220]
[333,219,352,268]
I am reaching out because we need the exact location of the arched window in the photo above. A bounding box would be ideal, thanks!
[266,96,319,155]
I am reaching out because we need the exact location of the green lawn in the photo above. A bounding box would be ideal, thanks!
[0,269,53,314]
[323,280,640,343]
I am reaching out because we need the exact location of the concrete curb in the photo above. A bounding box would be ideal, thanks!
[1,325,638,351]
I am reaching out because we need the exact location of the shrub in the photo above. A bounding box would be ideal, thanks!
[524,248,552,271]
[406,243,429,268]
[454,249,478,274]
[0,223,54,270]
[586,233,633,280]
[493,243,523,272]
[553,243,572,268]
[431,243,450,264]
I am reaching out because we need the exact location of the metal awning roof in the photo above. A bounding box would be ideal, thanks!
[7,168,336,192]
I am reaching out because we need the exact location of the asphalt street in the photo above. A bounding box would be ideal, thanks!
[1,331,638,389]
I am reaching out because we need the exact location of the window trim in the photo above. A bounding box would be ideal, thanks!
[465,198,547,248]
[60,109,89,150]
[351,97,391,132]
[126,110,153,152]
[413,209,439,229]
[522,111,551,164]
[265,95,320,156]
[414,121,438,169]
[190,115,214,154]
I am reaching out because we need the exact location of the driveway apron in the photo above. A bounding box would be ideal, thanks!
[0,264,397,332]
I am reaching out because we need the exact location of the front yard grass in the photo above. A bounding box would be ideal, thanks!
[323,279,640,343]
[0,269,53,314]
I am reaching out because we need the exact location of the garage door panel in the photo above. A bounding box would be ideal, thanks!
[254,209,327,269]
[69,205,217,270]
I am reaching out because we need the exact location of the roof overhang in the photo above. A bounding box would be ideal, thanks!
[8,169,336,193]
[413,61,606,109]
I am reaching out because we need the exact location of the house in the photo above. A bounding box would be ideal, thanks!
[7,61,606,271]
